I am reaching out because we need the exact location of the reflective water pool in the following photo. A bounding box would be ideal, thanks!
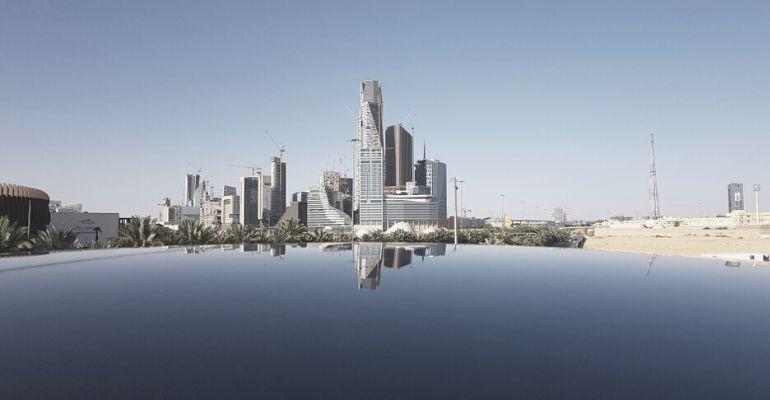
[2,244,769,399]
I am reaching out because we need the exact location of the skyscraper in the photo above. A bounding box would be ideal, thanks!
[414,159,427,187]
[185,174,200,206]
[360,80,383,142]
[354,80,385,228]
[270,156,286,224]
[240,175,265,227]
[728,183,744,212]
[222,185,236,197]
[384,124,413,187]
[425,159,447,220]
[306,185,352,229]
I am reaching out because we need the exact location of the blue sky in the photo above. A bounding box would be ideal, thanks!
[2,1,769,219]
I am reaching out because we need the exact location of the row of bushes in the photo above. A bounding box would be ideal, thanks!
[109,217,575,248]
[2,215,577,253]
[0,216,78,253]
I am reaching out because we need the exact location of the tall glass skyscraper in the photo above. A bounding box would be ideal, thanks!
[384,124,413,187]
[240,175,265,227]
[354,80,385,228]
[270,156,286,224]
[425,159,447,220]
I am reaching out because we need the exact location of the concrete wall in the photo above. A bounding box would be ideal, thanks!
[50,212,119,245]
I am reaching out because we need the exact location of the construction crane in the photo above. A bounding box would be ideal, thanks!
[264,130,286,158]
[228,164,262,176]
[185,160,202,176]
[399,108,415,126]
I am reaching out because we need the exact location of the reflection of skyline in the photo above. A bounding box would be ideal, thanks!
[239,243,286,257]
[354,243,447,290]
[354,243,383,290]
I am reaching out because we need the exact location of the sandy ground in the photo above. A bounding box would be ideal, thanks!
[583,226,770,258]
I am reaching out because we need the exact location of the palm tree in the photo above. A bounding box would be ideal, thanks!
[305,229,331,243]
[177,219,215,245]
[273,218,306,243]
[222,224,255,244]
[0,216,29,252]
[31,226,78,250]
[93,226,102,243]
[108,216,165,248]
[384,229,416,242]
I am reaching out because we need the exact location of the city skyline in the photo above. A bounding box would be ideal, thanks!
[2,2,770,219]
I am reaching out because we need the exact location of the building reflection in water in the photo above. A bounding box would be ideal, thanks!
[354,243,447,290]
[239,243,286,257]
[354,243,383,290]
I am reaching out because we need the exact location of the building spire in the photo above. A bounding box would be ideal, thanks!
[423,140,426,160]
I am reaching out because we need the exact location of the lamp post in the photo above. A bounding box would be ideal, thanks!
[499,194,505,233]
[753,184,761,224]
[459,180,465,229]
[452,177,459,245]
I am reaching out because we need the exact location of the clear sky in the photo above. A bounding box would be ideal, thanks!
[2,1,769,220]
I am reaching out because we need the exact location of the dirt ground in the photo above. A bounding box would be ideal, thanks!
[583,226,770,258]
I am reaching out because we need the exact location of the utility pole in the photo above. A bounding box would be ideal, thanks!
[459,180,465,229]
[753,184,761,224]
[499,194,505,233]
[648,133,661,220]
[452,177,459,245]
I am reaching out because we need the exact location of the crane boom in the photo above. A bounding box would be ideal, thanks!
[228,164,262,177]
[264,130,286,158]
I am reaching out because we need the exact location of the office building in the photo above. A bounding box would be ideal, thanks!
[323,171,353,217]
[200,197,222,228]
[223,185,237,197]
[384,192,440,231]
[221,194,240,226]
[292,191,308,203]
[728,183,744,212]
[280,200,308,226]
[240,176,265,227]
[384,124,413,187]
[306,185,352,229]
[424,159,447,219]
[270,157,287,224]
[354,80,385,228]
[185,174,201,206]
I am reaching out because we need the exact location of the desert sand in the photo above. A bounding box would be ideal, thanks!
[584,226,770,259]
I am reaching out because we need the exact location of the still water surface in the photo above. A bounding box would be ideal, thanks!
[1,244,769,399]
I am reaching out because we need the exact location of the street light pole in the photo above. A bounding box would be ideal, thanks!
[753,184,761,224]
[452,177,459,245]
[499,194,505,233]
[459,180,465,229]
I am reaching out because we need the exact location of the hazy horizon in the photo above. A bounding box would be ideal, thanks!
[2,1,769,220]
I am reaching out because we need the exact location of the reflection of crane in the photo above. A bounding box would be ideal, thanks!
[228,164,262,176]
[264,130,285,158]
